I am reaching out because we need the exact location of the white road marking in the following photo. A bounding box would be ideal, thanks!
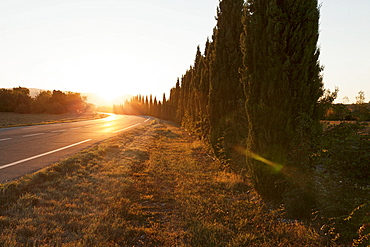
[84,124,96,128]
[113,123,142,133]
[0,139,92,170]
[0,138,11,142]
[71,127,82,130]
[22,133,45,138]
[21,127,38,130]
[52,129,67,133]
[144,118,150,122]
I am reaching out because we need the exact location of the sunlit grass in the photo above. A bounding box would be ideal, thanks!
[0,120,324,246]
[0,112,108,128]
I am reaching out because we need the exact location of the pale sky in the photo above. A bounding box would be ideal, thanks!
[0,0,369,104]
[319,0,370,103]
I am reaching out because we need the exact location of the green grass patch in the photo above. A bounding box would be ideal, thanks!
[0,120,324,246]
[0,112,108,128]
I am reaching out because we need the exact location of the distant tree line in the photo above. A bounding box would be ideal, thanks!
[113,94,165,118]
[0,87,91,114]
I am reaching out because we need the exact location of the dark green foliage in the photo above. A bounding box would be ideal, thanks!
[315,122,370,245]
[0,87,87,114]
[241,0,323,204]
[12,87,32,113]
[0,87,32,113]
[319,122,370,186]
[208,0,245,151]
[31,90,52,113]
[0,89,13,112]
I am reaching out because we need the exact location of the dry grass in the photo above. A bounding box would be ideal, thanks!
[0,112,108,128]
[0,120,325,246]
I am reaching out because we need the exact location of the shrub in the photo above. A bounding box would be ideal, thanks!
[316,122,370,245]
[320,122,370,186]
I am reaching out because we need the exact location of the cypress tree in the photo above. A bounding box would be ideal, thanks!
[208,0,245,156]
[193,46,203,123]
[161,93,167,120]
[153,97,158,117]
[146,96,152,116]
[176,76,185,124]
[144,96,149,115]
[179,69,194,127]
[170,78,181,123]
[197,38,213,140]
[242,0,323,214]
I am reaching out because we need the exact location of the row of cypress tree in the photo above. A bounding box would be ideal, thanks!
[123,0,323,217]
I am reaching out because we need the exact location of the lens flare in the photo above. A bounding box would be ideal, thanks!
[236,146,284,172]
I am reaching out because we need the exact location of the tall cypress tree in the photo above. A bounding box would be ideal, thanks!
[242,0,323,213]
[161,93,167,120]
[208,0,245,152]
[200,38,212,113]
[170,78,181,123]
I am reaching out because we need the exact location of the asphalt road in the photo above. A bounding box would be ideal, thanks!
[0,114,150,183]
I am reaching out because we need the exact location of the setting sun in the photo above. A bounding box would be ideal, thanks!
[97,89,122,102]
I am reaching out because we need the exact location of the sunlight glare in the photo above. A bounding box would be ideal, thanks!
[102,113,117,122]
[97,89,122,102]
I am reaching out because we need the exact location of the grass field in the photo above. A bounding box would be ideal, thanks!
[0,120,328,246]
[0,112,108,128]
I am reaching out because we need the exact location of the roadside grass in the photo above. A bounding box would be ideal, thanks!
[0,112,108,128]
[0,120,324,246]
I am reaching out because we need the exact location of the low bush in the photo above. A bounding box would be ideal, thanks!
[315,121,370,245]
